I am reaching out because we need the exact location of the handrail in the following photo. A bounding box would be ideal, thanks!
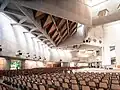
[0,66,87,77]
[0,82,17,90]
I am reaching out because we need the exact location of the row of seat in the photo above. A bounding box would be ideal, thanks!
[0,67,85,77]
[2,71,120,90]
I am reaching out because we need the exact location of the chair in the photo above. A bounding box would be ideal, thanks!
[97,88,104,90]
[47,80,52,85]
[27,82,32,88]
[71,84,79,90]
[89,81,96,87]
[58,78,63,83]
[62,83,69,89]
[48,88,55,90]
[41,79,46,84]
[82,86,90,90]
[111,84,120,90]
[112,80,119,84]
[80,80,86,85]
[93,78,99,84]
[33,83,38,90]
[85,78,90,82]
[70,79,77,84]
[64,78,69,83]
[36,78,40,83]
[54,81,60,87]
[99,82,108,89]
[102,79,109,84]
[39,84,46,90]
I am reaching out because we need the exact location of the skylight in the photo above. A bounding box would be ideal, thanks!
[87,0,108,7]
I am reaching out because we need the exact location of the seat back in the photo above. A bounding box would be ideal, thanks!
[111,84,120,90]
[39,85,45,90]
[82,86,90,90]
[80,81,86,85]
[89,81,96,87]
[72,84,79,90]
[62,83,69,88]
[33,83,38,89]
[54,81,60,86]
[99,82,108,89]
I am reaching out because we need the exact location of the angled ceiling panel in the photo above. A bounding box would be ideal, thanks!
[12,0,92,26]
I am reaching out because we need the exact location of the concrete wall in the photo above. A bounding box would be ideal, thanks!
[0,12,72,63]
[90,20,120,67]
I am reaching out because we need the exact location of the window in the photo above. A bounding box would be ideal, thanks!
[98,9,109,17]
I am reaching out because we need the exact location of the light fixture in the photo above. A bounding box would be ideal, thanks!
[16,50,22,56]
[0,45,2,52]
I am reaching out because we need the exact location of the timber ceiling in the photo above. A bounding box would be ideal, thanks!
[0,1,77,48]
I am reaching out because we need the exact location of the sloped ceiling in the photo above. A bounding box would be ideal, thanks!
[0,0,92,48]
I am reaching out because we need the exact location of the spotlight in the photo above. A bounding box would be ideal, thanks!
[0,45,2,52]
[16,50,22,56]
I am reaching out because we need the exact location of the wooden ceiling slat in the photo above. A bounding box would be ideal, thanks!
[70,22,75,29]
[56,38,61,45]
[71,29,77,36]
[48,24,56,34]
[61,24,67,33]
[55,36,60,42]
[70,24,77,33]
[58,19,66,29]
[52,31,58,39]
[67,20,70,35]
[50,15,61,37]
[62,30,68,38]
[62,33,68,42]
[35,11,44,18]
[43,15,52,28]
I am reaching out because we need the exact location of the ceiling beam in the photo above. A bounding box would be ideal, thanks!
[11,0,92,26]
[30,28,38,32]
[50,15,61,37]
[19,17,27,24]
[66,20,70,35]
[0,0,9,11]
[11,23,35,29]
[12,3,56,46]
[36,34,44,38]
[4,8,25,16]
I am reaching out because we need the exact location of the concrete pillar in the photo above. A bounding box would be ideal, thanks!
[21,60,25,69]
[3,58,11,70]
[102,45,111,66]
[115,41,120,68]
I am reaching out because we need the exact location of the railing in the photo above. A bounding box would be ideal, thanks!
[0,66,87,77]
[0,82,17,90]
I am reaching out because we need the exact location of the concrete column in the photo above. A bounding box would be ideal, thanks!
[4,58,11,70]
[102,45,111,66]
[115,41,120,68]
[21,60,25,69]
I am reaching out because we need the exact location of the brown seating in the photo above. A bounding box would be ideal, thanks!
[71,84,79,90]
[89,81,96,87]
[64,78,69,83]
[80,80,86,85]
[39,84,46,90]
[99,82,108,89]
[62,83,69,88]
[33,83,38,90]
[111,84,120,90]
[54,81,60,87]
[48,88,55,90]
[70,79,77,84]
[111,80,119,84]
[2,69,120,90]
[82,86,90,90]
